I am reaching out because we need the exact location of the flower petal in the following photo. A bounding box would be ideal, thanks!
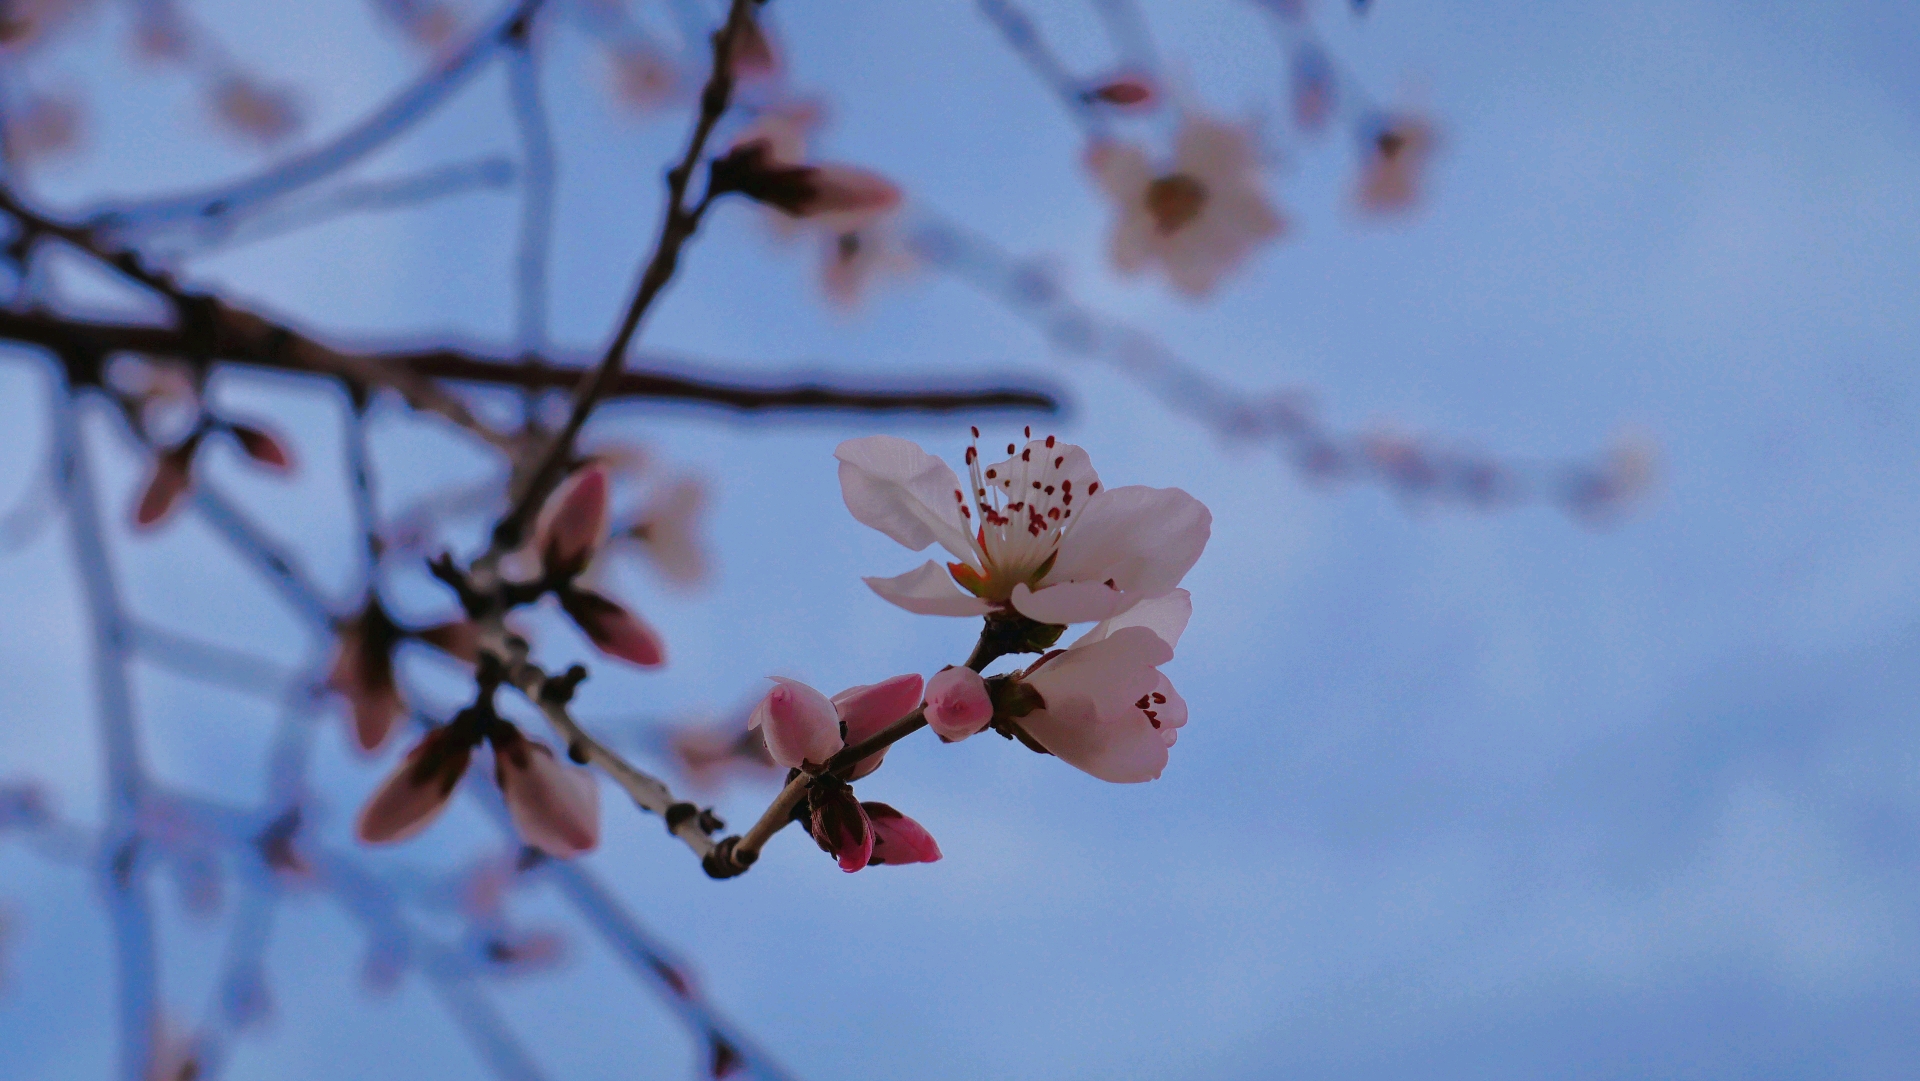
[864,562,992,617]
[834,436,976,564]
[808,784,873,872]
[355,727,474,844]
[1009,579,1126,626]
[1020,626,1175,783]
[924,665,993,741]
[749,677,843,770]
[1045,484,1211,600]
[1018,703,1171,783]
[1074,589,1192,651]
[832,672,924,780]
[494,734,601,858]
[534,466,611,579]
[863,802,943,865]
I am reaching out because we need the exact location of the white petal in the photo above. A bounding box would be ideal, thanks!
[1075,589,1192,650]
[1175,116,1258,184]
[1020,706,1171,783]
[1045,485,1210,599]
[864,562,992,617]
[1009,580,1125,625]
[1025,626,1170,730]
[834,436,977,564]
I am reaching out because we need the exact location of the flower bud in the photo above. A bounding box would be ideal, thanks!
[830,672,923,780]
[749,677,842,771]
[355,724,476,844]
[328,605,406,752]
[807,783,872,873]
[534,465,611,580]
[133,436,199,529]
[559,587,665,667]
[229,423,293,472]
[924,665,993,741]
[492,727,601,859]
[863,802,942,866]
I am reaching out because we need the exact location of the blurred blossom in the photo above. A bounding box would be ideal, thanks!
[492,727,601,859]
[1290,42,1336,133]
[1081,70,1159,113]
[836,433,1210,626]
[355,723,476,845]
[622,475,710,588]
[1087,115,1287,298]
[0,0,101,54]
[818,214,918,310]
[328,602,407,752]
[1356,113,1438,215]
[664,718,778,793]
[132,436,200,530]
[727,9,780,84]
[0,783,50,829]
[748,672,922,777]
[6,94,82,163]
[606,43,684,112]
[374,0,463,52]
[1566,428,1662,525]
[479,928,568,974]
[210,76,302,146]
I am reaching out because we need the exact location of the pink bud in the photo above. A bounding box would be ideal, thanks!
[1085,73,1157,110]
[229,424,292,473]
[534,466,611,579]
[801,164,902,222]
[355,726,475,845]
[328,617,406,752]
[728,13,780,82]
[749,677,843,771]
[493,729,601,859]
[133,438,198,529]
[808,784,872,872]
[559,587,666,667]
[863,802,943,866]
[924,665,993,742]
[830,673,923,780]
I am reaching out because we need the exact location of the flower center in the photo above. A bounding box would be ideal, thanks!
[1144,173,1208,234]
[950,427,1099,600]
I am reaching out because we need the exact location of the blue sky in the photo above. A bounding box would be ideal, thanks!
[3,1,1919,1078]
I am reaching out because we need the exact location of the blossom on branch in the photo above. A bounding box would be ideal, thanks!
[924,665,993,741]
[748,672,924,777]
[492,726,601,859]
[1088,115,1286,297]
[836,432,1210,626]
[530,465,667,667]
[1003,590,1192,783]
[863,802,942,865]
[354,723,476,844]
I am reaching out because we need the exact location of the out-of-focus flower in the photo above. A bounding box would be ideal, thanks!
[623,476,709,588]
[479,929,567,974]
[818,214,918,310]
[924,665,993,741]
[492,727,600,858]
[1355,114,1437,215]
[607,42,683,112]
[836,432,1210,626]
[2,0,102,54]
[728,9,780,83]
[210,76,301,146]
[559,587,666,666]
[1290,43,1336,133]
[1088,115,1285,297]
[132,6,191,62]
[6,94,81,162]
[747,672,923,776]
[666,720,779,792]
[132,436,201,530]
[863,802,942,865]
[328,601,407,752]
[711,139,901,229]
[1566,428,1661,525]
[1004,590,1191,783]
[530,465,668,667]
[354,723,476,844]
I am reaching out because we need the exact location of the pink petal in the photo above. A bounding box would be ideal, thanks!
[748,677,843,770]
[863,562,994,617]
[133,439,197,529]
[560,588,666,667]
[808,785,873,872]
[494,732,601,859]
[534,466,611,579]
[833,435,977,562]
[831,672,924,780]
[924,665,993,741]
[355,726,475,844]
[863,802,943,865]
[230,424,293,473]
[327,623,406,752]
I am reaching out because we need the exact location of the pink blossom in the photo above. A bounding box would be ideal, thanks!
[831,672,924,780]
[1012,591,1191,783]
[493,729,601,859]
[210,77,301,146]
[836,433,1209,626]
[1356,115,1438,215]
[818,215,917,310]
[559,587,666,667]
[327,608,407,752]
[1088,115,1285,297]
[354,725,476,844]
[607,43,683,112]
[132,437,200,529]
[626,476,709,588]
[924,665,993,741]
[863,802,942,865]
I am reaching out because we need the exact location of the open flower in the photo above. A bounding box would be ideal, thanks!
[1087,114,1285,297]
[748,672,924,777]
[836,432,1210,627]
[1008,590,1192,783]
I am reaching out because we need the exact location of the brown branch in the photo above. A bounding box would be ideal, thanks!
[487,0,758,552]
[0,310,1062,415]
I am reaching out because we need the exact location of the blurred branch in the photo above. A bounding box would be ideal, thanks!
[0,310,1063,415]
[505,31,557,357]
